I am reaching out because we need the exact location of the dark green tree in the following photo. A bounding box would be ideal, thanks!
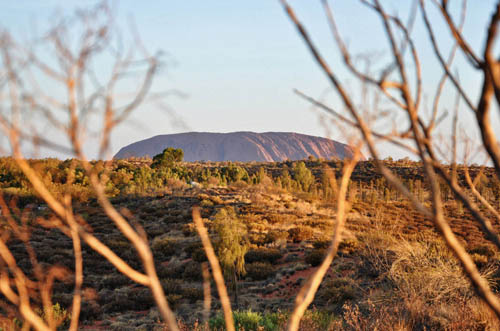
[221,163,249,183]
[293,161,315,192]
[279,168,293,190]
[151,147,184,169]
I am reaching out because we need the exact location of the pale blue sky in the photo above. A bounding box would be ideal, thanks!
[0,1,498,161]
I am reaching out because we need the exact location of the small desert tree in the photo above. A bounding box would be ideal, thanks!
[221,163,249,183]
[213,207,248,306]
[151,147,184,169]
[293,161,315,192]
[279,168,293,190]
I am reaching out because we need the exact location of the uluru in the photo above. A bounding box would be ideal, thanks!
[114,131,360,162]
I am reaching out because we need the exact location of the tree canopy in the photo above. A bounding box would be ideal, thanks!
[151,148,184,169]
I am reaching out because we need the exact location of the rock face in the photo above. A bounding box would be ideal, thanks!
[114,132,360,162]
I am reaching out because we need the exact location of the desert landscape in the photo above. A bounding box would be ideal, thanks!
[1,154,500,330]
[2,0,500,330]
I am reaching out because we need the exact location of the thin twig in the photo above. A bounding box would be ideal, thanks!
[287,147,360,331]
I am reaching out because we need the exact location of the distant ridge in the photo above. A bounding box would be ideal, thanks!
[114,132,361,162]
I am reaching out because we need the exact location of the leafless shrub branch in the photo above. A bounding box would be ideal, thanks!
[0,2,179,330]
[280,0,500,320]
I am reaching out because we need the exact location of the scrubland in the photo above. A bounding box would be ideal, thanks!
[1,157,500,330]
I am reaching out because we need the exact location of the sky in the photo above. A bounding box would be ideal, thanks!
[0,0,498,162]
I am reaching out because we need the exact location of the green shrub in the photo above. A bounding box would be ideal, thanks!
[288,226,314,243]
[338,238,360,255]
[151,237,175,257]
[305,249,326,267]
[300,310,338,330]
[264,230,289,244]
[100,273,132,289]
[266,214,287,224]
[166,294,182,309]
[313,240,330,249]
[182,223,197,237]
[245,248,283,264]
[313,238,359,255]
[234,310,266,331]
[134,288,155,309]
[183,261,203,280]
[106,239,131,250]
[192,247,208,262]
[209,310,282,331]
[208,310,335,330]
[245,262,275,280]
[182,287,204,303]
[201,199,214,207]
[319,277,358,304]
[157,261,186,279]
[184,241,202,254]
[220,163,249,183]
[35,303,71,330]
[161,278,183,295]
[248,232,267,246]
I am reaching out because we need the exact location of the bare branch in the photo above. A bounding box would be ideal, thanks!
[294,89,419,154]
[429,0,466,131]
[419,0,476,112]
[464,167,500,223]
[477,2,500,177]
[287,147,360,331]
[432,0,482,68]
